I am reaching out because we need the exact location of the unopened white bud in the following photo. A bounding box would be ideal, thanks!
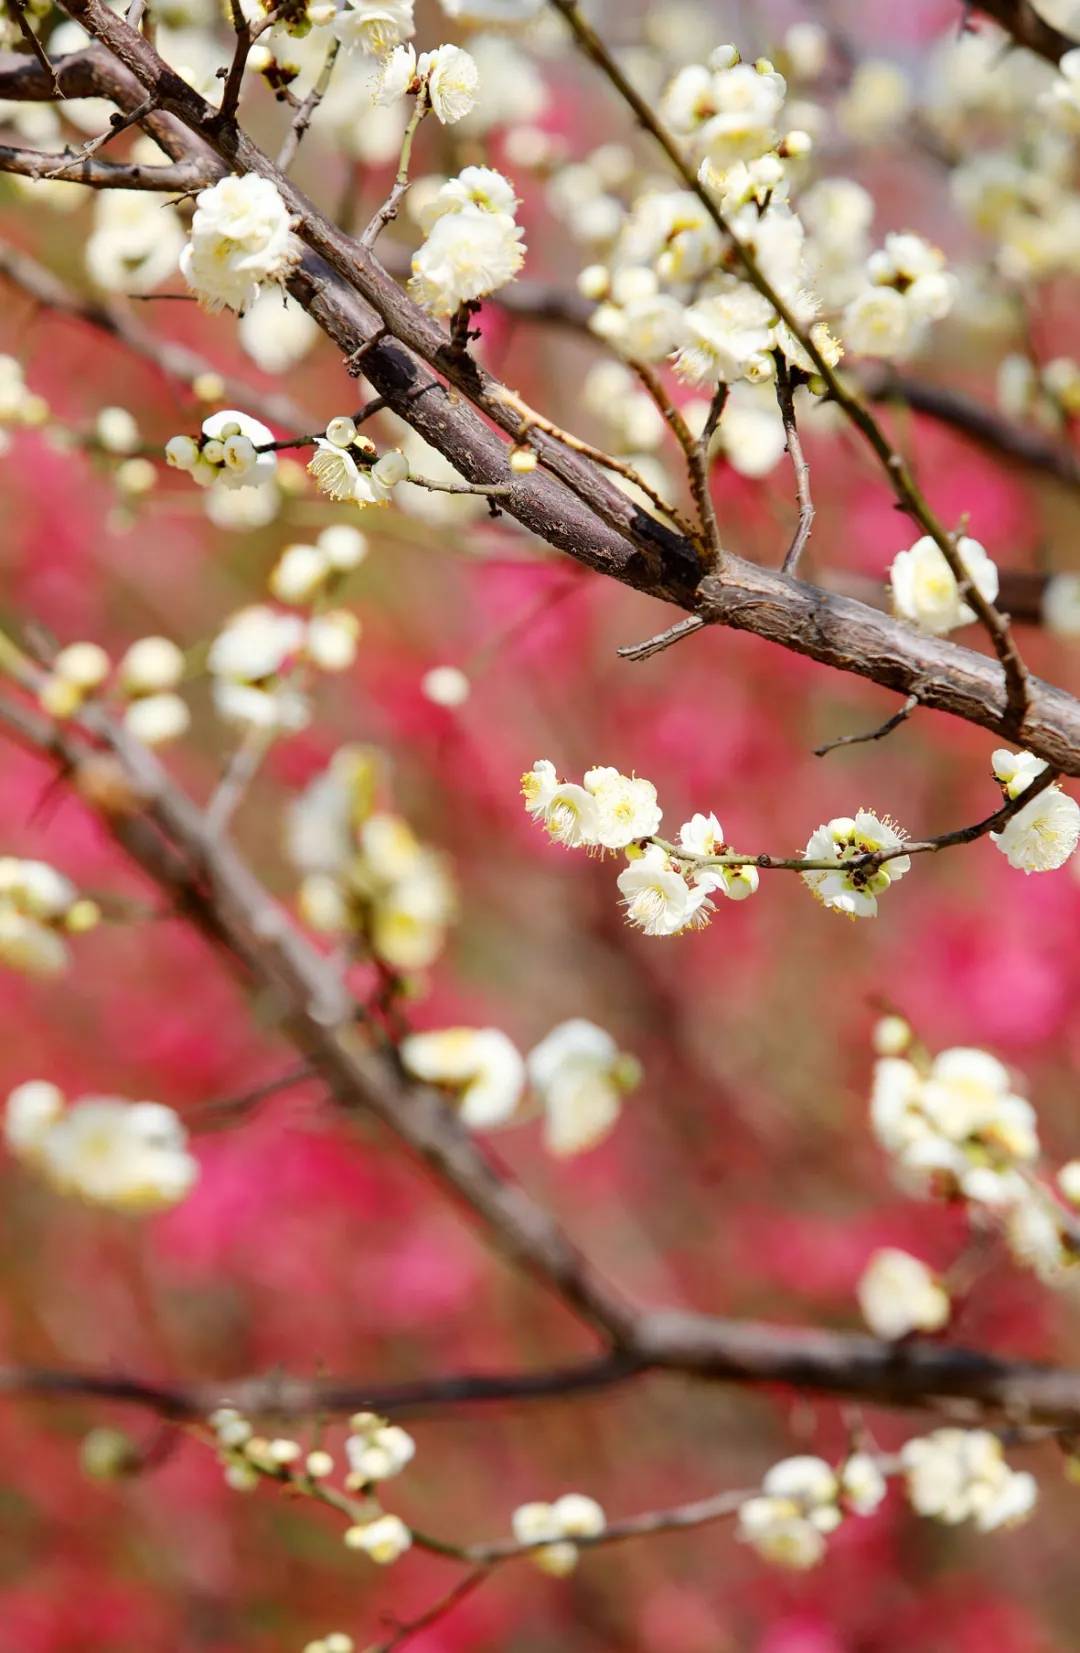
[120,635,184,695]
[325,415,358,448]
[165,433,199,472]
[54,642,110,690]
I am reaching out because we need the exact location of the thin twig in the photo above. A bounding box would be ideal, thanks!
[407,474,512,499]
[617,615,706,661]
[206,728,272,838]
[43,93,156,177]
[371,1568,493,1653]
[651,764,1063,876]
[276,36,339,170]
[360,90,426,250]
[189,1061,319,1131]
[6,0,62,95]
[775,359,815,575]
[814,693,920,757]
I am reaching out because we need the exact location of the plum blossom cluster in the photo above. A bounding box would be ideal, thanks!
[900,1430,1037,1533]
[738,1432,1035,1571]
[375,41,479,125]
[37,634,189,748]
[166,410,277,493]
[931,28,1080,286]
[332,0,414,55]
[400,1018,639,1156]
[409,165,526,316]
[209,1405,414,1565]
[4,1082,198,1213]
[842,232,957,360]
[180,174,300,314]
[523,762,917,928]
[307,417,410,507]
[581,47,838,389]
[510,1493,606,1576]
[0,858,99,976]
[988,749,1080,874]
[737,1452,887,1570]
[870,1026,1080,1285]
[208,600,359,732]
[800,810,909,919]
[287,745,456,973]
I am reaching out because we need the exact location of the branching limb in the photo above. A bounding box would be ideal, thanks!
[549,0,1032,732]
[497,385,701,543]
[653,764,1062,875]
[631,358,722,562]
[0,142,202,187]
[969,0,1079,62]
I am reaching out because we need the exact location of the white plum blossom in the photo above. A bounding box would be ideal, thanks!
[511,1493,605,1576]
[343,1514,412,1563]
[0,859,98,976]
[678,812,760,901]
[856,1248,951,1340]
[672,283,777,387]
[4,1080,65,1162]
[583,766,662,850]
[737,1456,839,1570]
[180,174,299,314]
[409,201,526,316]
[238,290,320,374]
[421,665,470,707]
[991,747,1049,800]
[9,1088,198,1214]
[842,285,919,358]
[287,751,455,972]
[417,45,480,124]
[418,167,519,230]
[346,1415,416,1483]
[207,605,309,732]
[842,232,956,358]
[1042,571,1080,636]
[801,811,910,919]
[201,411,276,490]
[85,190,185,294]
[870,1045,1040,1209]
[991,785,1080,873]
[616,846,712,936]
[399,1027,525,1128]
[527,1019,640,1157]
[900,1430,1037,1531]
[888,535,1000,635]
[333,0,414,54]
[737,1450,888,1570]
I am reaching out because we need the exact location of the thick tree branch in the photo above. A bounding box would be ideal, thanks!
[3,689,1080,1431]
[9,10,1080,778]
[969,0,1078,62]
